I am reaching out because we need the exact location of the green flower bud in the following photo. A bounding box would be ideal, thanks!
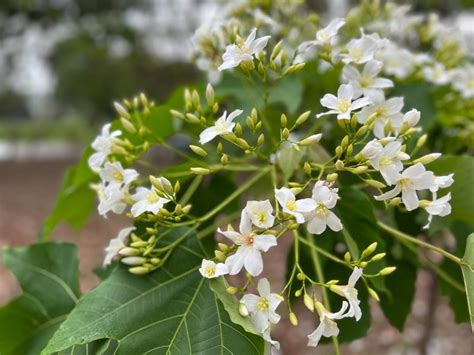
[368,287,380,301]
[379,266,397,276]
[289,312,298,326]
[304,294,314,312]
[190,145,208,157]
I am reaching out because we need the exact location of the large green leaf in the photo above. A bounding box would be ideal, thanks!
[461,233,474,331]
[43,227,264,354]
[0,242,80,355]
[429,155,474,226]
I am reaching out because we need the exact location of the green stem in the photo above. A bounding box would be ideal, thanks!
[307,232,340,355]
[196,167,271,223]
[299,237,349,267]
[179,175,202,206]
[377,221,462,265]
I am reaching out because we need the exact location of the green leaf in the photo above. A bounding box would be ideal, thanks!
[268,76,304,114]
[0,242,80,355]
[44,228,264,354]
[429,155,474,226]
[39,147,97,240]
[277,144,306,181]
[461,233,474,331]
[209,277,260,336]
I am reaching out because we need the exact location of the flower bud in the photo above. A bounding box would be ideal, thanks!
[246,116,255,130]
[294,289,302,297]
[299,134,322,146]
[314,301,325,316]
[271,41,282,60]
[170,109,185,120]
[365,179,386,189]
[295,111,311,127]
[368,287,380,301]
[121,256,147,266]
[118,247,141,256]
[344,251,351,263]
[205,83,215,106]
[290,187,303,195]
[218,243,229,252]
[185,113,201,124]
[370,252,386,262]
[304,294,314,312]
[379,266,397,276]
[128,266,150,275]
[366,112,378,127]
[388,197,402,206]
[414,153,441,165]
[192,90,200,110]
[239,303,249,317]
[416,134,428,148]
[297,272,305,281]
[215,250,226,262]
[189,145,208,157]
[282,128,290,140]
[335,160,344,170]
[304,162,312,175]
[120,118,136,133]
[329,285,345,297]
[130,241,148,248]
[220,154,229,165]
[289,312,298,326]
[327,173,338,182]
[363,242,378,257]
[352,165,368,174]
[335,146,343,157]
[341,136,349,149]
[226,287,238,295]
[359,261,368,268]
[114,102,130,119]
[355,125,368,137]
[191,167,211,175]
[150,257,161,265]
[217,142,223,154]
[257,134,265,146]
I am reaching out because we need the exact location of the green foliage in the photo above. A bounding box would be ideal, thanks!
[461,233,474,330]
[0,243,80,355]
[43,228,264,354]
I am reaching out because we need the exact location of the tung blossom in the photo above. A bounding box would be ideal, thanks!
[199,109,243,144]
[275,187,316,223]
[199,259,228,279]
[99,161,138,188]
[244,200,275,229]
[240,278,282,336]
[330,267,363,321]
[422,193,452,229]
[306,181,343,235]
[375,163,434,211]
[341,35,378,64]
[219,211,277,276]
[95,183,129,217]
[341,60,393,99]
[88,123,122,172]
[103,227,135,266]
[131,187,171,217]
[298,18,345,52]
[423,62,450,85]
[307,301,349,348]
[317,84,371,120]
[218,28,270,71]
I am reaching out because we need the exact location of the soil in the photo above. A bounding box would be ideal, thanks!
[0,159,472,354]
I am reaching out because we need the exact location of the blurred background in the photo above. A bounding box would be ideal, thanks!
[0,0,473,354]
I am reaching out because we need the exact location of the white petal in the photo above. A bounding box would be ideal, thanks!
[257,278,271,297]
[241,293,260,313]
[225,247,249,275]
[253,234,277,252]
[402,189,419,211]
[320,94,339,109]
[374,185,401,201]
[348,267,363,287]
[199,127,221,144]
[244,248,264,276]
[326,211,343,232]
[307,216,327,235]
[351,97,372,111]
[338,84,354,101]
[295,198,317,213]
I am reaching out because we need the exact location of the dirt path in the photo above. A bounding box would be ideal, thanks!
[0,160,472,354]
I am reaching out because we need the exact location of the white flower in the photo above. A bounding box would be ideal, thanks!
[423,63,450,85]
[244,200,275,229]
[219,211,277,276]
[376,43,416,79]
[451,65,474,99]
[317,84,371,120]
[199,259,228,279]
[360,140,410,185]
[275,187,316,223]
[240,278,282,333]
[306,181,343,235]
[430,174,454,193]
[199,109,243,144]
[88,123,122,172]
[330,267,363,321]
[356,92,404,138]
[401,109,421,129]
[423,193,452,229]
[131,187,170,217]
[298,18,345,52]
[103,227,135,266]
[99,161,138,188]
[341,35,378,64]
[341,60,393,99]
[375,163,435,211]
[307,301,349,348]
[96,183,129,217]
[218,28,270,71]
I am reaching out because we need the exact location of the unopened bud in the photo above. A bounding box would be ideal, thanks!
[191,167,211,175]
[280,114,288,127]
[355,125,368,137]
[304,294,314,312]
[239,303,249,317]
[341,136,349,149]
[371,252,386,262]
[295,289,302,297]
[352,165,368,174]
[327,173,338,182]
[120,118,136,133]
[283,62,306,75]
[359,261,368,268]
[114,102,130,119]
[304,162,312,175]
[299,133,322,146]
[329,285,345,297]
[379,266,397,276]
[365,179,386,189]
[192,90,200,109]
[282,128,290,140]
[295,111,311,127]
[246,116,255,130]
[190,145,208,157]
[361,242,378,258]
[366,112,378,127]
[297,272,305,281]
[121,256,147,266]
[335,146,343,157]
[290,187,303,195]
[185,113,201,124]
[220,154,229,165]
[416,134,428,148]
[129,266,150,275]
[344,251,351,263]
[414,153,441,165]
[217,142,223,154]
[118,247,141,256]
[388,197,402,206]
[205,83,215,106]
[170,109,186,120]
[226,286,238,295]
[289,312,298,326]
[257,134,265,146]
[215,250,226,262]
[368,287,380,301]
[130,241,148,248]
[335,160,344,170]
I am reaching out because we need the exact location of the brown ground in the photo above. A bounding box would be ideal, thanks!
[0,159,472,354]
